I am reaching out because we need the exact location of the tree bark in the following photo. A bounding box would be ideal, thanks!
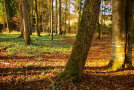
[22,0,31,45]
[58,0,62,35]
[64,0,67,35]
[18,2,24,38]
[124,0,134,68]
[108,0,127,70]
[55,0,58,34]
[34,0,40,37]
[4,0,10,33]
[59,0,101,82]
[68,0,71,33]
[51,0,54,40]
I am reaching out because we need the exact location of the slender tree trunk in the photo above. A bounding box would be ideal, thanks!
[59,0,101,82]
[29,0,34,35]
[68,0,71,33]
[34,0,40,37]
[18,3,24,38]
[51,0,54,40]
[58,0,62,35]
[4,0,10,33]
[22,0,31,45]
[107,0,127,70]
[124,0,134,68]
[55,0,58,34]
[96,19,101,39]
[48,0,51,36]
[64,0,67,35]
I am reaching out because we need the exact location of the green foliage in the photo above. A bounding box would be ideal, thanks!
[0,34,73,56]
[5,0,18,19]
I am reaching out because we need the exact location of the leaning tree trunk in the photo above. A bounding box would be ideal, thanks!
[107,0,127,70]
[22,0,31,45]
[124,0,134,68]
[35,0,40,37]
[4,0,10,33]
[59,0,101,82]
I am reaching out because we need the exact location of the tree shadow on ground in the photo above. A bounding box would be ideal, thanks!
[1,66,134,89]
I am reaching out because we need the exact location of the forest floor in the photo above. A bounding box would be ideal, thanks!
[0,33,134,90]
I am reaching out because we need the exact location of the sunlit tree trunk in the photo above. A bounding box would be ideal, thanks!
[4,0,10,33]
[22,0,31,45]
[124,0,134,68]
[108,0,127,70]
[34,0,40,37]
[51,0,53,40]
[58,0,62,35]
[59,0,101,82]
[64,0,67,35]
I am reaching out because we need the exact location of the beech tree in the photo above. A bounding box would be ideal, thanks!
[22,0,31,45]
[59,0,101,82]
[108,0,134,70]
[58,0,62,35]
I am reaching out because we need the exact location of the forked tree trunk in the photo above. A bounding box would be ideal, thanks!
[59,0,101,82]
[124,0,134,68]
[108,0,127,70]
[22,0,31,45]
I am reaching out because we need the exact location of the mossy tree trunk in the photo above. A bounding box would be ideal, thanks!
[108,0,127,70]
[124,0,134,68]
[22,0,31,45]
[59,0,101,82]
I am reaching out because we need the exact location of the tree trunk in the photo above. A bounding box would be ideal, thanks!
[64,0,67,35]
[58,0,62,35]
[78,0,82,23]
[51,0,54,40]
[96,19,101,39]
[68,0,71,33]
[18,3,24,38]
[108,0,127,70]
[4,0,10,33]
[34,0,40,37]
[22,0,31,45]
[29,0,34,35]
[59,0,101,82]
[55,0,58,34]
[124,0,134,68]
